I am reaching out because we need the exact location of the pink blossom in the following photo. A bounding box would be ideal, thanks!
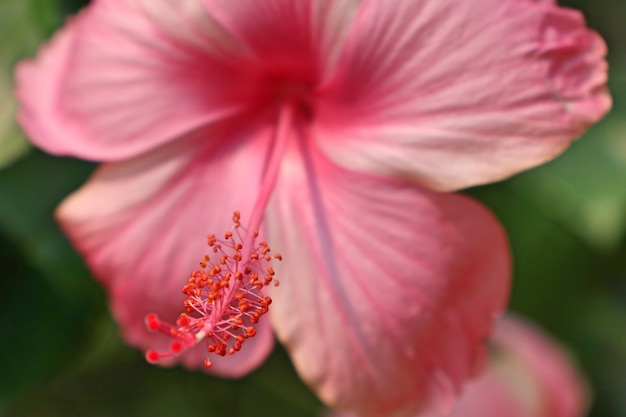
[15,0,609,416]
[326,315,590,417]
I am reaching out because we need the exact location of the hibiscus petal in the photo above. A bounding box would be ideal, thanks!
[489,315,589,417]
[56,117,277,376]
[317,0,611,191]
[202,0,360,84]
[420,315,588,417]
[15,0,264,161]
[265,141,510,417]
[325,315,588,417]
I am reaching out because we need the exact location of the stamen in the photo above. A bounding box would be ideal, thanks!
[144,103,294,367]
[245,103,293,248]
[144,212,281,368]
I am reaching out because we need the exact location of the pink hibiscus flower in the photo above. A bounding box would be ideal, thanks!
[327,315,590,417]
[15,0,609,416]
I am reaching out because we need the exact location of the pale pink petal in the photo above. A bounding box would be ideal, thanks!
[423,316,588,417]
[433,367,528,417]
[316,0,611,191]
[15,0,264,161]
[490,315,589,417]
[327,375,526,417]
[326,315,588,417]
[56,116,277,376]
[266,143,510,417]
[202,0,360,84]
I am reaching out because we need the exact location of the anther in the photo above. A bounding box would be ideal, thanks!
[143,211,282,368]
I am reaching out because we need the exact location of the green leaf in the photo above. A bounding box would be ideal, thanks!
[0,229,104,412]
[0,150,96,296]
[0,0,64,168]
[577,294,626,417]
[507,75,626,251]
[0,149,103,411]
[467,183,596,329]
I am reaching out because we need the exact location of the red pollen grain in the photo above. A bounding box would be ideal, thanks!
[145,314,160,331]
[146,350,160,363]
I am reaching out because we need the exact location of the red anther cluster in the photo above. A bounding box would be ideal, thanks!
[144,212,281,368]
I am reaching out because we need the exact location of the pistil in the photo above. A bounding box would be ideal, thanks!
[143,103,294,367]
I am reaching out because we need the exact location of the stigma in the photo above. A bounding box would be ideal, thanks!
[144,211,281,368]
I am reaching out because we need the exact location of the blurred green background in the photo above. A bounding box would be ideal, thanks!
[0,0,625,416]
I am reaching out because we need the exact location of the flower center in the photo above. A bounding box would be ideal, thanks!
[145,212,281,368]
[266,74,315,122]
